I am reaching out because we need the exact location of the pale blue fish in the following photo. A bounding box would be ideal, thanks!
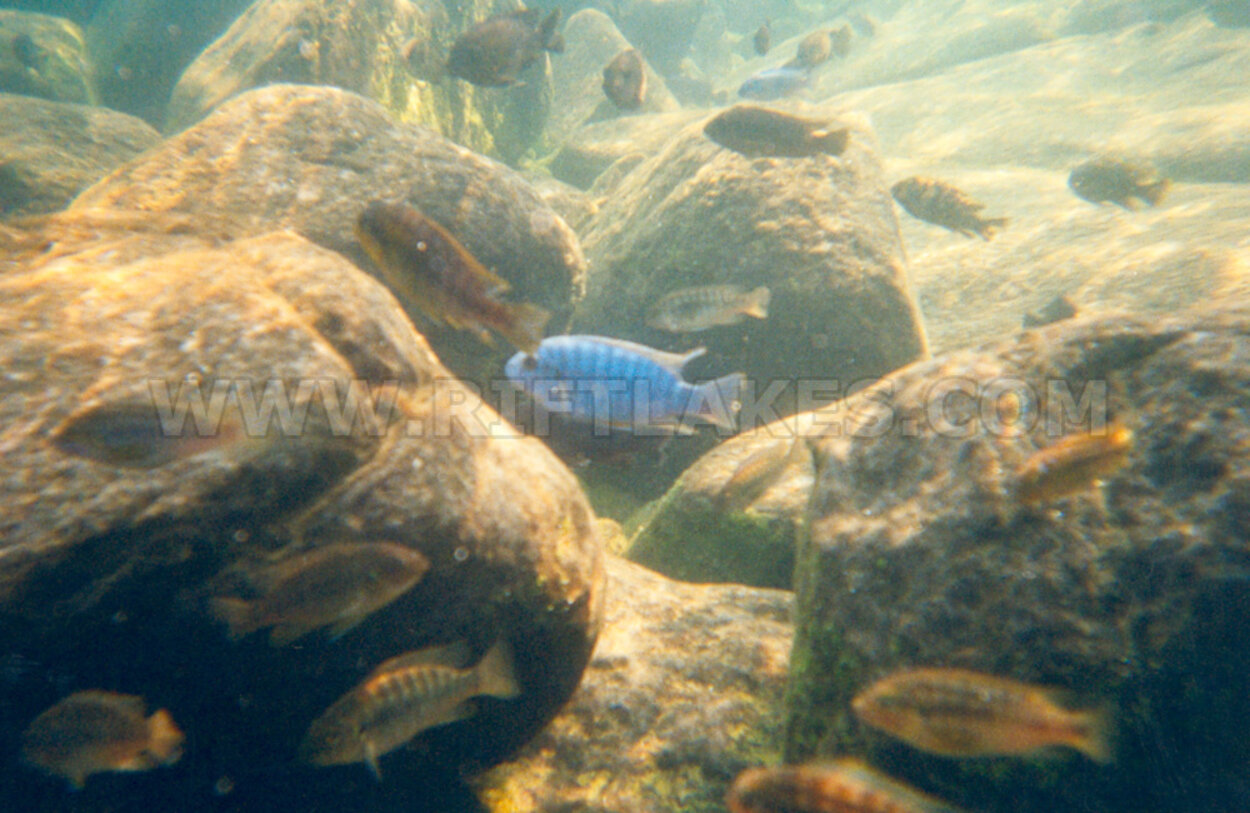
[504,335,744,432]
[737,66,808,101]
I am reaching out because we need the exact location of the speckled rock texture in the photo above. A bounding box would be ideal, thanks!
[0,93,159,218]
[550,110,702,190]
[0,10,96,105]
[575,104,928,420]
[545,9,680,156]
[165,0,555,164]
[477,555,792,813]
[787,304,1250,813]
[72,83,587,385]
[0,211,603,813]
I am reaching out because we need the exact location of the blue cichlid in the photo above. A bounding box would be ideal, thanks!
[505,335,745,433]
[737,66,808,101]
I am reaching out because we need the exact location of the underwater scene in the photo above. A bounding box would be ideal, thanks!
[1,0,1249,810]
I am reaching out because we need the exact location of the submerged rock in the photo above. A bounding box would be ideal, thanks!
[478,555,792,813]
[0,213,602,810]
[549,110,702,189]
[611,0,708,75]
[72,83,586,384]
[0,94,159,219]
[787,305,1250,813]
[0,10,96,105]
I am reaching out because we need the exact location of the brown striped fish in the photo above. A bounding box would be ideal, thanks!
[727,758,965,813]
[1015,421,1132,505]
[647,285,770,333]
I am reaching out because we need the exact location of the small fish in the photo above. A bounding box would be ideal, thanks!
[11,33,41,70]
[602,48,646,111]
[504,335,745,433]
[717,435,807,513]
[1022,294,1077,328]
[891,177,1008,240]
[1068,157,1170,210]
[786,26,851,70]
[446,8,564,87]
[737,66,809,101]
[852,667,1113,762]
[727,758,965,813]
[705,104,849,159]
[51,401,244,469]
[299,638,520,779]
[22,690,184,789]
[355,201,550,352]
[647,285,770,333]
[211,542,430,646]
[753,21,771,56]
[1015,421,1133,505]
[847,11,878,37]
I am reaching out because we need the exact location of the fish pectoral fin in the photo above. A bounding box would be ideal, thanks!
[268,622,316,647]
[450,700,478,723]
[365,740,383,782]
[326,613,367,641]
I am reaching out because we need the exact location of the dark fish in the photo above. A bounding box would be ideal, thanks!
[852,667,1113,762]
[504,335,745,432]
[847,11,878,37]
[705,104,849,159]
[11,33,41,70]
[1015,421,1132,505]
[647,284,770,332]
[737,66,808,100]
[211,542,431,646]
[1068,156,1170,210]
[784,25,851,71]
[51,400,245,469]
[602,48,646,111]
[355,201,550,352]
[891,177,1008,240]
[446,8,564,87]
[299,639,520,779]
[22,690,184,789]
[727,758,965,813]
[753,21,771,56]
[1022,294,1077,328]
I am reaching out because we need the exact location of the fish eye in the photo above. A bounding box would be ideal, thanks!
[521,355,538,371]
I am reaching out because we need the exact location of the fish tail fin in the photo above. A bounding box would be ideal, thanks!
[364,740,383,782]
[812,127,850,156]
[744,286,770,319]
[540,8,564,53]
[692,372,746,430]
[977,216,1009,241]
[476,638,522,700]
[146,709,185,766]
[504,302,551,354]
[1072,704,1115,764]
[209,596,256,641]
[1142,177,1171,206]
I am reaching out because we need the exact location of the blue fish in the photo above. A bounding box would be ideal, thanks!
[505,335,745,432]
[737,66,808,101]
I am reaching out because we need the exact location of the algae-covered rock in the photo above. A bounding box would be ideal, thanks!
[576,105,927,421]
[545,9,681,154]
[0,93,159,218]
[86,0,253,125]
[549,110,701,189]
[477,555,791,813]
[72,83,586,385]
[787,305,1250,813]
[0,10,95,105]
[0,211,602,811]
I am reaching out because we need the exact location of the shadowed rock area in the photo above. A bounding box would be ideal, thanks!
[0,9,95,105]
[0,211,602,812]
[0,93,158,218]
[787,304,1250,813]
[477,555,792,813]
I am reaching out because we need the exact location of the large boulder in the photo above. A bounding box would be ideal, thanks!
[0,93,159,218]
[575,104,928,421]
[0,9,96,105]
[787,305,1250,813]
[72,83,587,385]
[0,210,603,811]
[549,110,702,189]
[477,555,792,813]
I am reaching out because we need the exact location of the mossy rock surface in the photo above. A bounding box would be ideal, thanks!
[0,10,95,105]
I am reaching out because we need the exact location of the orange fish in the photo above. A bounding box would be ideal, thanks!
[727,758,964,813]
[852,667,1112,763]
[1015,421,1132,504]
[22,690,184,789]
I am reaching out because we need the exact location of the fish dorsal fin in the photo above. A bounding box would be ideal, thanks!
[371,640,474,675]
[565,335,706,374]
